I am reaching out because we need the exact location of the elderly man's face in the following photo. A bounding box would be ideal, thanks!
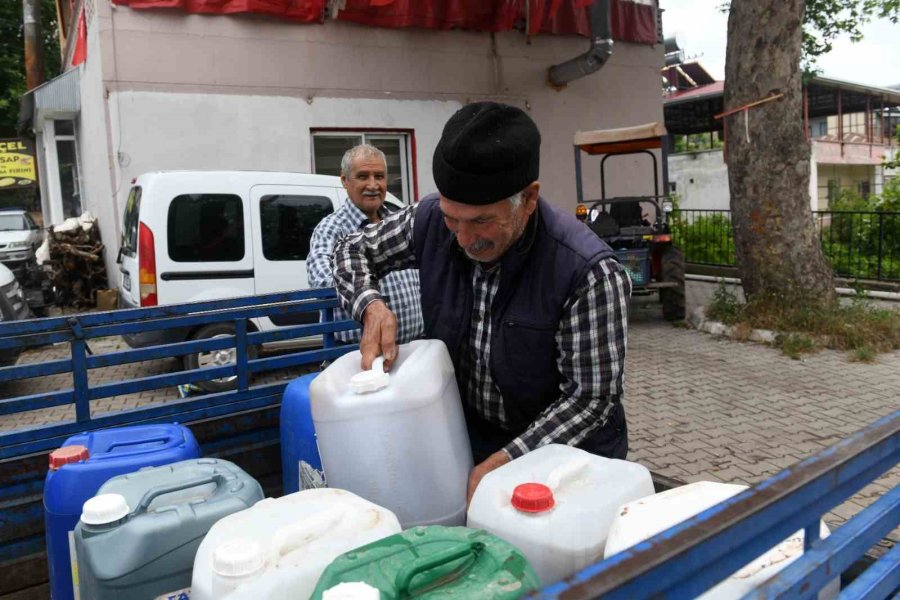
[342,155,387,219]
[439,182,540,264]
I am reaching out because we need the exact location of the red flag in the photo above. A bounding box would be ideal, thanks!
[369,0,395,5]
[71,9,87,66]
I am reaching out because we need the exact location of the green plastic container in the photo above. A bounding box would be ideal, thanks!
[311,526,540,599]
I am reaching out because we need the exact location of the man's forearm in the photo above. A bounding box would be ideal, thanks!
[503,396,620,459]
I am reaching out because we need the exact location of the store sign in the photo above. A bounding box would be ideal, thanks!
[0,138,37,189]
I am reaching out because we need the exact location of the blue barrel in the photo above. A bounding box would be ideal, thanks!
[43,423,200,600]
[280,373,324,494]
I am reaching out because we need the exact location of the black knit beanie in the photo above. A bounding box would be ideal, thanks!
[432,102,541,205]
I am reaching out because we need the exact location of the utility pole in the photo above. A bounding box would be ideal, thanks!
[23,0,45,91]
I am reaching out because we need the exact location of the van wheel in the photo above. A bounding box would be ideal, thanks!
[183,322,257,393]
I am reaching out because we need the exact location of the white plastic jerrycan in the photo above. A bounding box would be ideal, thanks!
[311,339,472,528]
[190,488,401,600]
[467,443,654,585]
[604,481,839,600]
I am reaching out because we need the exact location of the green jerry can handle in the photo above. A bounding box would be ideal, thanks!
[134,473,229,513]
[394,541,485,597]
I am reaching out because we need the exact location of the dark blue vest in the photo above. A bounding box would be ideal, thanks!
[413,194,615,433]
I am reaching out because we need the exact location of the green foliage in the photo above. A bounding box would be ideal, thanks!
[819,179,900,281]
[802,0,899,69]
[672,133,724,154]
[777,334,816,360]
[720,1,899,70]
[670,213,736,266]
[706,282,743,325]
[704,286,900,359]
[0,0,60,137]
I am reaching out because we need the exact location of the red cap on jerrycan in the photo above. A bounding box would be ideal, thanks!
[48,445,90,470]
[511,483,555,513]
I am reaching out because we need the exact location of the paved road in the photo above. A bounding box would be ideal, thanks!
[2,306,897,540]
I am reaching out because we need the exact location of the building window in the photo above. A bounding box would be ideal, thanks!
[858,181,871,199]
[818,121,828,137]
[53,119,81,219]
[312,131,415,204]
[827,179,840,205]
[259,194,334,261]
[167,194,244,262]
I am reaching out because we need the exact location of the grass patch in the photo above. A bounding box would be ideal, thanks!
[705,285,900,360]
[850,346,877,363]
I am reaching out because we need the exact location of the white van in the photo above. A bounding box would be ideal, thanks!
[117,171,404,389]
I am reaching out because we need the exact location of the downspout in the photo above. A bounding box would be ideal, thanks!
[547,0,613,87]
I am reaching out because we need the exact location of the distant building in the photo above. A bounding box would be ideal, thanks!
[662,62,900,212]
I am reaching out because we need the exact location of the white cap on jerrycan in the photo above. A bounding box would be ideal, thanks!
[349,356,389,394]
[211,538,265,597]
[81,493,131,525]
[322,582,381,600]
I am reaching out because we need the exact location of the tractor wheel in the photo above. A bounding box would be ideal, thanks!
[659,246,686,321]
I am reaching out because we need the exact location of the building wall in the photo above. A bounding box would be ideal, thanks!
[78,4,118,281]
[83,3,663,254]
[668,149,730,211]
[815,163,877,208]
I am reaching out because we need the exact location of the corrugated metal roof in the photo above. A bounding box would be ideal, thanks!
[34,68,81,115]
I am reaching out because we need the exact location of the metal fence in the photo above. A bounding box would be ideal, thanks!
[672,209,900,282]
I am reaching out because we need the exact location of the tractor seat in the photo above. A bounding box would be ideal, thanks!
[609,202,644,228]
[590,212,620,237]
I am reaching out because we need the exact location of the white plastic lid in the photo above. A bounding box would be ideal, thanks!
[323,582,381,600]
[81,493,130,525]
[212,539,265,577]
[350,356,390,394]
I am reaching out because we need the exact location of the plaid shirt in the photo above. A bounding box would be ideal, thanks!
[333,203,631,459]
[308,198,423,343]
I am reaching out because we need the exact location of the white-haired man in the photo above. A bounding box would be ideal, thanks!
[307,144,423,343]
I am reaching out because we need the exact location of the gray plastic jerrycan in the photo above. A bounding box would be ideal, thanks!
[74,458,263,600]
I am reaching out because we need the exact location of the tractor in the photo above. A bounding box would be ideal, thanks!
[573,122,685,320]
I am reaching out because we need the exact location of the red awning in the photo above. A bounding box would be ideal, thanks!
[110,0,327,24]
[110,0,657,43]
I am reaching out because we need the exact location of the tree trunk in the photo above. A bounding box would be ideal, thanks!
[724,0,836,304]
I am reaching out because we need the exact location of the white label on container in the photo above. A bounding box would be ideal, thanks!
[154,587,190,600]
[300,460,326,489]
[68,530,80,600]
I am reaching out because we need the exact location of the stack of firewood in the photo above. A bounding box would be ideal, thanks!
[46,214,108,308]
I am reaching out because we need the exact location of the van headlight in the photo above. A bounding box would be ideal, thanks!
[7,241,29,248]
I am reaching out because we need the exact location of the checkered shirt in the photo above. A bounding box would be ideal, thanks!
[307,198,423,343]
[333,203,631,459]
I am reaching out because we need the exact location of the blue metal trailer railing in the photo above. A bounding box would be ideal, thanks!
[0,292,897,599]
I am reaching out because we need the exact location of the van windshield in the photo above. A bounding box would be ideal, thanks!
[121,187,141,257]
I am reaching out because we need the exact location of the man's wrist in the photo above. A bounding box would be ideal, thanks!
[353,290,383,322]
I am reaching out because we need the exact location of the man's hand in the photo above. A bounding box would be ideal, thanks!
[360,300,398,371]
[467,450,511,507]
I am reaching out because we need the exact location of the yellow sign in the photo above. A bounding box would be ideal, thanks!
[0,138,37,189]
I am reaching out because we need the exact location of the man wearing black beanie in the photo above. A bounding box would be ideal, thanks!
[333,102,631,503]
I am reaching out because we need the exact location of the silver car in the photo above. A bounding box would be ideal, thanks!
[0,208,42,280]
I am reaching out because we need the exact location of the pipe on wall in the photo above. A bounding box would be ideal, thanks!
[547,0,613,87]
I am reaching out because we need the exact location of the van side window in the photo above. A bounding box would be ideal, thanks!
[167,194,244,262]
[259,195,333,261]
[121,186,142,257]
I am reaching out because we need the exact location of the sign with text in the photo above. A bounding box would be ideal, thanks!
[0,138,37,189]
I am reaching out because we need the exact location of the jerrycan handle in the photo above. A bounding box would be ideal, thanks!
[134,473,227,513]
[104,435,171,453]
[394,542,484,597]
[546,458,591,493]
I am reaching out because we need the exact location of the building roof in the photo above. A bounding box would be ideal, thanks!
[663,75,900,135]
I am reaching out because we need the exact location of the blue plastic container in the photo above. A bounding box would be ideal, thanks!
[43,423,200,600]
[280,372,324,494]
